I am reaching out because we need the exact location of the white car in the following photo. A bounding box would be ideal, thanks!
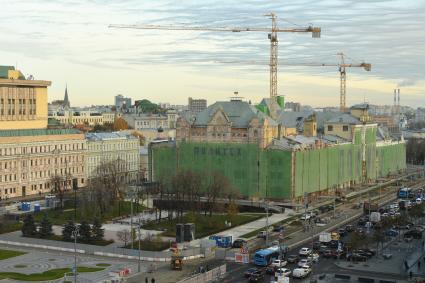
[307,253,320,262]
[271,259,287,267]
[299,247,312,256]
[298,258,313,267]
[300,214,311,220]
[275,268,291,278]
[292,265,312,278]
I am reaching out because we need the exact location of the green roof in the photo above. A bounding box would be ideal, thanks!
[193,100,277,127]
[0,66,15,79]
[0,128,81,137]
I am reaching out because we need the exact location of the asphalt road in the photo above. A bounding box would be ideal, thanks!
[222,179,425,283]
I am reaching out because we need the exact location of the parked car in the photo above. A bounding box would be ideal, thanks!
[385,229,399,237]
[270,259,287,268]
[313,241,322,250]
[307,253,320,262]
[273,225,285,232]
[274,268,291,278]
[245,268,260,278]
[404,230,423,239]
[347,253,367,262]
[345,225,355,232]
[299,247,312,256]
[249,271,265,283]
[298,258,313,267]
[338,228,347,237]
[300,214,311,221]
[322,249,334,258]
[266,266,276,275]
[257,231,267,239]
[292,265,312,278]
[232,239,247,248]
[287,254,299,263]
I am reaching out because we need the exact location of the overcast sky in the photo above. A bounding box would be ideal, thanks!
[1,0,424,108]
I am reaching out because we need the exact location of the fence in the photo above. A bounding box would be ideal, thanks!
[177,265,226,283]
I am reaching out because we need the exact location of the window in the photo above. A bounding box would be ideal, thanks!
[343,125,349,132]
[327,125,333,131]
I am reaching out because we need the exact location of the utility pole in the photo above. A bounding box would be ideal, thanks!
[72,226,79,283]
[130,190,134,250]
[138,217,141,273]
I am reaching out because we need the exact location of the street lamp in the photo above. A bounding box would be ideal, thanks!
[137,217,142,273]
[72,226,80,283]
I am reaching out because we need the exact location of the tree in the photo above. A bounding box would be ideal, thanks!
[50,175,65,208]
[205,172,228,216]
[131,131,146,146]
[347,231,365,251]
[227,202,239,223]
[92,218,104,242]
[117,229,131,247]
[78,221,92,243]
[113,117,129,131]
[21,214,37,237]
[39,214,53,238]
[372,228,385,255]
[62,220,75,242]
[136,99,162,114]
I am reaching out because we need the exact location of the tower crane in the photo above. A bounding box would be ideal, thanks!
[217,53,371,113]
[109,13,321,116]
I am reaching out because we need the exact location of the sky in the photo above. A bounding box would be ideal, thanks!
[1,0,424,108]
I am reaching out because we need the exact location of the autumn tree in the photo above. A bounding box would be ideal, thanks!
[113,117,129,131]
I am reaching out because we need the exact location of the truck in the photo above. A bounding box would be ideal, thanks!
[363,202,378,214]
[319,232,331,243]
[209,235,233,248]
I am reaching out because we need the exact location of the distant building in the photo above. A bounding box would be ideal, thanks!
[115,95,132,112]
[285,101,301,112]
[188,97,207,113]
[85,132,139,182]
[416,108,425,123]
[49,109,116,126]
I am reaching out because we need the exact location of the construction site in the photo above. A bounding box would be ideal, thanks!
[111,14,406,203]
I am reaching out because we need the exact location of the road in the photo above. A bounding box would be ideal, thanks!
[221,179,425,283]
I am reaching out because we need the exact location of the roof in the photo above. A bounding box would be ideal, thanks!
[0,66,15,78]
[351,103,369,110]
[326,114,361,125]
[0,128,81,137]
[276,111,342,129]
[192,100,277,127]
[85,131,138,141]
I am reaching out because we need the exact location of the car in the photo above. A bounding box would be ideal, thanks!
[270,259,287,268]
[274,268,291,278]
[287,254,299,263]
[307,253,320,262]
[385,229,399,237]
[249,271,265,283]
[414,226,425,232]
[232,239,247,248]
[257,231,267,239]
[244,268,259,278]
[300,214,311,221]
[292,265,312,278]
[404,235,413,242]
[322,249,334,258]
[358,217,368,226]
[347,253,367,262]
[338,228,347,237]
[299,247,312,256]
[298,258,313,267]
[273,225,285,232]
[345,225,355,232]
[355,249,373,258]
[313,241,322,250]
[404,230,423,239]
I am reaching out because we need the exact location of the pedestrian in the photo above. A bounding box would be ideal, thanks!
[145,278,148,283]
[151,278,155,283]
[419,261,421,269]
[409,271,413,279]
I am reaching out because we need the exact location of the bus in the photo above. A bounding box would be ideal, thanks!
[398,188,412,199]
[253,246,280,266]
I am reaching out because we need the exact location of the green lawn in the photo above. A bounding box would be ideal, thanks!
[143,213,263,239]
[0,266,104,281]
[0,222,22,235]
[0,249,26,260]
[33,201,145,225]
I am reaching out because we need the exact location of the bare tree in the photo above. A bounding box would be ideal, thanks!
[116,229,131,247]
[49,175,65,208]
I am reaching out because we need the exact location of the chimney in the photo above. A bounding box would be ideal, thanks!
[397,89,401,114]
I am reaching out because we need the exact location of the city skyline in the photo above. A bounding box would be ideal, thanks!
[1,0,424,107]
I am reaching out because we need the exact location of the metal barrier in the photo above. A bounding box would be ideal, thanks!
[177,265,226,283]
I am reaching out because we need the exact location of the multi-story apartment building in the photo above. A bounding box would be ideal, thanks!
[188,97,207,113]
[115,94,132,111]
[85,132,139,183]
[0,66,86,200]
[416,108,425,123]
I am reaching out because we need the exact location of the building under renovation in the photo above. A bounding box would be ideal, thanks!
[149,98,406,202]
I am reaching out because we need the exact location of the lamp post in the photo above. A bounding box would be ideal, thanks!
[72,226,80,283]
[138,217,141,273]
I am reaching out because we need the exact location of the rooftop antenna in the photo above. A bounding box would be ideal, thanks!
[230,91,243,102]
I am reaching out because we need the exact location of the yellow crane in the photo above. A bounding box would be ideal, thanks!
[218,53,371,112]
[109,13,320,114]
